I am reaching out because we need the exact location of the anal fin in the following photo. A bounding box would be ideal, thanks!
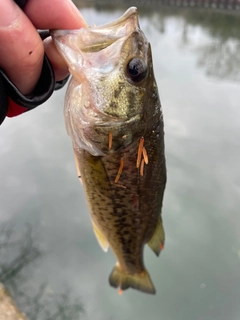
[148,216,165,256]
[91,220,109,252]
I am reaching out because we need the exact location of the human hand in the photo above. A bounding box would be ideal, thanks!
[0,0,87,96]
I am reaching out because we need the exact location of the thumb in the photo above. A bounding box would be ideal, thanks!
[0,0,44,95]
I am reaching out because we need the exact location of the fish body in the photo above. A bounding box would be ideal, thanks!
[52,7,166,295]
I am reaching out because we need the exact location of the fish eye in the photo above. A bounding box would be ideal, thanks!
[126,58,148,83]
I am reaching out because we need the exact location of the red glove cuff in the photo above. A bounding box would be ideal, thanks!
[7,98,27,118]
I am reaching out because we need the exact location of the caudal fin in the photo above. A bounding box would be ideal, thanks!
[109,264,156,295]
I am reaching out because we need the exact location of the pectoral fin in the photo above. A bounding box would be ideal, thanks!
[73,146,82,184]
[148,216,165,256]
[91,221,109,252]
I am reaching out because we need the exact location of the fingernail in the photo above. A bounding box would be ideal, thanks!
[0,0,19,28]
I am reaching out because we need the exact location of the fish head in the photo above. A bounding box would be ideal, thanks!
[52,7,157,155]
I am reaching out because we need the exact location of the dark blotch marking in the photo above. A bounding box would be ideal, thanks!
[114,85,123,99]
[127,90,136,105]
[110,101,118,109]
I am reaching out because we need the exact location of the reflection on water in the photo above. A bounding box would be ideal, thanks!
[0,3,240,320]
[78,1,240,81]
[0,224,84,319]
[179,11,240,80]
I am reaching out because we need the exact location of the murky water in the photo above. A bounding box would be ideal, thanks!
[0,4,240,320]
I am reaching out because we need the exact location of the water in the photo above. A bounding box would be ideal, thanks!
[0,4,240,320]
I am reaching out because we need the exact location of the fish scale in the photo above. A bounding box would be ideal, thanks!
[52,6,166,294]
[76,147,147,273]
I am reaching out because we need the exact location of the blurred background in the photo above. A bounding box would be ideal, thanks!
[0,1,240,319]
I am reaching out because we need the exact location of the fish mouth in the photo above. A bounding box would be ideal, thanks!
[50,7,140,69]
[51,7,146,122]
[52,7,147,156]
[51,7,139,45]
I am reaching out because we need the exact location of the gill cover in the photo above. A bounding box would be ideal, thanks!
[51,7,149,156]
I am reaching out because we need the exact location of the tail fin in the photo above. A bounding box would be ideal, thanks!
[109,264,156,295]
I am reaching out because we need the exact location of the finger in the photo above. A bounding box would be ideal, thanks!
[43,37,69,82]
[24,0,87,82]
[0,0,44,95]
[24,0,87,30]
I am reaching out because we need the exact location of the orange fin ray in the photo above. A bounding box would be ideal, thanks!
[136,137,144,168]
[118,288,123,295]
[140,158,145,176]
[115,158,124,183]
[142,147,148,164]
[108,131,113,150]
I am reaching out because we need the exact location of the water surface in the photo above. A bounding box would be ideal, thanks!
[0,5,240,320]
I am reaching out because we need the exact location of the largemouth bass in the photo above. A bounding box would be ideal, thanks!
[52,7,166,295]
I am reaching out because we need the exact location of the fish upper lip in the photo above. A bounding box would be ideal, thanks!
[95,7,138,30]
[51,6,139,36]
[51,6,140,53]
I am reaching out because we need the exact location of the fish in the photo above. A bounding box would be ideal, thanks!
[51,7,166,295]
